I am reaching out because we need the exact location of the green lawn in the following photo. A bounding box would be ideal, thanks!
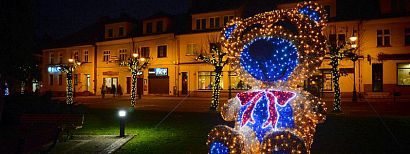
[77,109,410,153]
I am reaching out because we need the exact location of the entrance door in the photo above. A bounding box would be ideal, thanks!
[126,77,131,94]
[372,64,383,92]
[137,77,143,96]
[148,76,169,94]
[181,72,188,95]
[104,77,118,94]
[85,74,90,91]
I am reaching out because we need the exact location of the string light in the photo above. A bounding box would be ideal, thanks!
[207,1,327,153]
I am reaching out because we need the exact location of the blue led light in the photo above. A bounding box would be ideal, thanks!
[298,6,321,22]
[224,25,237,39]
[210,141,229,154]
[240,37,298,82]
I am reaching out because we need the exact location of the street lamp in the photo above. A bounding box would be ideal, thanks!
[118,110,127,137]
[348,36,358,102]
[121,53,149,108]
[60,58,81,105]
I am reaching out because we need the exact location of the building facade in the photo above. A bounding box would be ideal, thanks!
[41,0,410,98]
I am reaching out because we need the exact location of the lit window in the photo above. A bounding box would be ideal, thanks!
[397,63,410,85]
[198,71,223,90]
[186,44,198,55]
[229,71,251,90]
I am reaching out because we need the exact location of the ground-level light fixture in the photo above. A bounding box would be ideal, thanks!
[118,110,127,137]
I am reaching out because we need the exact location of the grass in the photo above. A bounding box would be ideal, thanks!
[76,108,410,153]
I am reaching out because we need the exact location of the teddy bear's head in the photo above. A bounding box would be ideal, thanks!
[221,1,327,88]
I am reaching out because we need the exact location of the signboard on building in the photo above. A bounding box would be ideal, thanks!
[48,66,61,74]
[103,71,119,76]
[148,68,168,76]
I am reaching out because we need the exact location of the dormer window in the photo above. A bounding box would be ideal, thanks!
[223,15,234,25]
[119,27,125,36]
[157,21,163,33]
[108,28,113,38]
[146,22,153,34]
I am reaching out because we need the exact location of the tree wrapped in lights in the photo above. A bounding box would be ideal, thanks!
[121,53,149,108]
[197,46,229,111]
[59,59,81,105]
[329,39,358,112]
[206,1,327,153]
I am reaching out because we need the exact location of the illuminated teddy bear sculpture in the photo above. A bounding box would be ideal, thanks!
[207,2,327,154]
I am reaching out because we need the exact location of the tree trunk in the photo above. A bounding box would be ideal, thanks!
[131,69,137,107]
[210,66,223,111]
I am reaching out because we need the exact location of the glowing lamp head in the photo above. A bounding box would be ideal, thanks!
[132,53,139,58]
[68,58,74,63]
[140,57,145,62]
[76,62,81,66]
[349,36,358,42]
[118,110,127,117]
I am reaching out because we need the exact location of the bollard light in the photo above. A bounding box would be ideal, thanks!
[118,110,127,137]
[119,110,127,117]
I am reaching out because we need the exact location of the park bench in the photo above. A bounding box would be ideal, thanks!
[18,114,84,153]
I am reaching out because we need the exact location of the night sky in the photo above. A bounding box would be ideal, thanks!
[33,0,188,39]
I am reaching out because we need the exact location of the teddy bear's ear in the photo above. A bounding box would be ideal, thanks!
[221,17,242,41]
[296,1,327,24]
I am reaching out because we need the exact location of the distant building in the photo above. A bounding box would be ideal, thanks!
[41,0,410,98]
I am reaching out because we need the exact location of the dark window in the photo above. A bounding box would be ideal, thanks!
[377,29,391,47]
[337,34,346,45]
[210,18,215,29]
[405,28,410,46]
[146,22,153,33]
[49,75,54,85]
[108,29,113,37]
[201,19,206,30]
[157,45,167,58]
[223,16,229,25]
[141,47,150,58]
[329,34,337,45]
[215,17,220,28]
[157,21,163,33]
[119,49,127,61]
[84,50,89,62]
[74,74,78,85]
[324,5,331,17]
[58,75,62,85]
[196,19,201,30]
[119,27,124,36]
[209,43,221,53]
[103,51,110,62]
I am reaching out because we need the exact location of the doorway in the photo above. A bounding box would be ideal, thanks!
[85,74,90,91]
[126,77,131,94]
[104,77,118,94]
[181,72,188,95]
[372,63,383,92]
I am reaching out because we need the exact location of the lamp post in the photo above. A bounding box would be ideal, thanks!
[59,58,81,105]
[118,110,127,137]
[349,36,358,102]
[122,53,149,108]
